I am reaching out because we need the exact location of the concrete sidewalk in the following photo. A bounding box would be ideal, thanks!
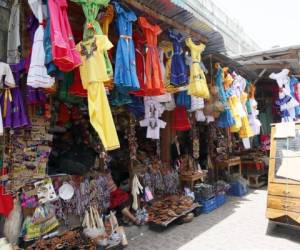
[125,188,300,250]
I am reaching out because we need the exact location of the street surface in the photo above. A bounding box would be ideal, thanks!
[125,188,300,250]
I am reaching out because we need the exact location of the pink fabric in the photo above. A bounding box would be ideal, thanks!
[49,0,81,72]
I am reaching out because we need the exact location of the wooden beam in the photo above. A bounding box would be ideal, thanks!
[245,64,290,70]
[121,0,208,43]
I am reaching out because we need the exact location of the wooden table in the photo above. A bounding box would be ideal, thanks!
[215,157,242,179]
[180,172,206,190]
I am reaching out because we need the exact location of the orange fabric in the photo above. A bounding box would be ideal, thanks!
[138,17,165,96]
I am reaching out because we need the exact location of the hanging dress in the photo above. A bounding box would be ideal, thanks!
[44,0,62,77]
[11,59,44,108]
[99,4,114,37]
[137,17,165,96]
[168,29,188,86]
[68,68,87,97]
[99,4,115,91]
[113,2,140,93]
[270,69,299,121]
[0,62,29,130]
[7,0,20,64]
[215,65,235,128]
[72,0,113,79]
[172,107,190,131]
[185,38,209,99]
[239,91,253,138]
[131,31,146,96]
[76,35,120,151]
[176,91,191,110]
[289,76,300,118]
[48,0,81,72]
[27,0,55,88]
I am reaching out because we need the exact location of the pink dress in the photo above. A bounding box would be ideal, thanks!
[48,0,81,72]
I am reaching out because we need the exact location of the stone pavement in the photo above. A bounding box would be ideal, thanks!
[124,188,300,250]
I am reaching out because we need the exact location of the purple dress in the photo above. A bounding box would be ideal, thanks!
[168,29,188,86]
[0,62,30,129]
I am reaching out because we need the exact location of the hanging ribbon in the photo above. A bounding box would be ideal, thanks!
[3,88,12,118]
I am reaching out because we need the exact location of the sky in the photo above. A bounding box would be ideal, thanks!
[212,0,300,49]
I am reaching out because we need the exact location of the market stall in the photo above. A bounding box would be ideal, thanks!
[0,0,281,249]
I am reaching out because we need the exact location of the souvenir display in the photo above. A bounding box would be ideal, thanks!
[0,0,276,248]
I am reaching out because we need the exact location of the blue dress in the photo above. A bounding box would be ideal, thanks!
[289,76,300,117]
[168,29,188,86]
[113,2,140,94]
[215,67,235,128]
[44,1,61,78]
[176,91,191,110]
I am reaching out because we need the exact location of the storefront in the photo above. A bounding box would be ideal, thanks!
[0,0,284,249]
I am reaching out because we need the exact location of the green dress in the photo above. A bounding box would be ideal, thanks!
[72,0,113,78]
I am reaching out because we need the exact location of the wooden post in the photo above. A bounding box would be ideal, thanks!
[160,111,174,167]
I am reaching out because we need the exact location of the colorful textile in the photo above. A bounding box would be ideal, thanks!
[72,0,113,78]
[27,0,54,88]
[168,29,188,86]
[44,0,60,76]
[176,91,191,110]
[76,35,120,151]
[1,62,29,130]
[99,4,114,36]
[113,2,140,93]
[0,185,14,217]
[160,41,179,93]
[7,0,20,64]
[109,188,129,209]
[289,76,300,117]
[48,0,81,72]
[172,106,190,131]
[68,68,87,97]
[131,31,146,96]
[137,17,165,96]
[185,38,209,99]
[215,66,235,128]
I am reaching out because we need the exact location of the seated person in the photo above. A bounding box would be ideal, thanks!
[107,173,141,225]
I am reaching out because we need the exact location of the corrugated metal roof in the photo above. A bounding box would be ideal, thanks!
[132,0,226,54]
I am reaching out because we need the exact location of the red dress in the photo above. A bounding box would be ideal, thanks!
[138,17,165,96]
[49,0,81,72]
[131,31,146,96]
[68,68,87,97]
[172,107,191,131]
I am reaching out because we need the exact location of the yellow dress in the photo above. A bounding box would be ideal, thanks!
[228,95,242,133]
[76,35,120,151]
[160,41,180,93]
[223,67,234,90]
[99,4,114,91]
[239,92,253,138]
[185,38,209,99]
